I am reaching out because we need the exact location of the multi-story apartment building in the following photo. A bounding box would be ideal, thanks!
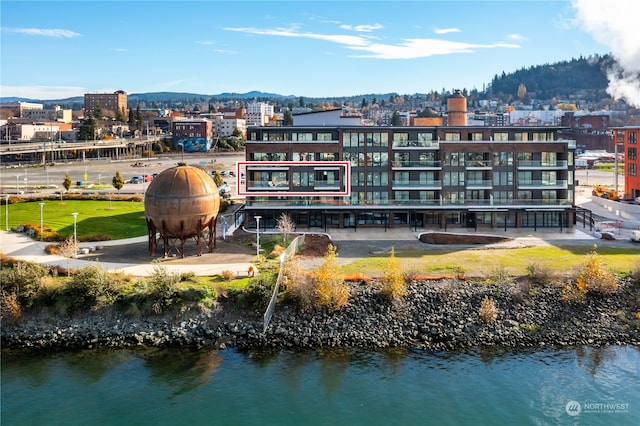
[246,102,274,126]
[241,124,577,232]
[172,118,214,152]
[613,126,640,201]
[84,90,127,117]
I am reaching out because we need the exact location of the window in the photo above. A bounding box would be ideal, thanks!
[494,152,513,166]
[493,171,513,186]
[394,171,409,184]
[352,172,365,186]
[291,172,314,186]
[494,191,513,203]
[419,172,436,184]
[531,132,553,141]
[542,190,557,200]
[493,132,509,141]
[629,132,636,144]
[419,152,436,166]
[541,152,557,166]
[343,152,358,166]
[513,132,528,141]
[317,132,333,141]
[393,152,409,166]
[393,133,409,146]
[518,171,533,184]
[517,191,533,200]
[443,171,465,186]
[318,152,337,161]
[629,163,637,176]
[471,132,483,141]
[628,147,637,160]
[444,152,465,166]
[444,133,461,141]
[371,152,388,166]
[542,171,557,185]
[293,133,313,141]
[394,191,409,201]
[367,172,388,186]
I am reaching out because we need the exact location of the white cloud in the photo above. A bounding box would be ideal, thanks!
[215,49,239,55]
[572,0,640,107]
[194,41,214,45]
[348,38,520,60]
[506,34,526,42]
[434,28,461,35]
[0,85,86,99]
[225,26,519,60]
[2,27,81,38]
[110,48,127,52]
[340,23,384,33]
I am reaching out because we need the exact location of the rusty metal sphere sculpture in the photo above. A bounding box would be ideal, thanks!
[144,163,220,257]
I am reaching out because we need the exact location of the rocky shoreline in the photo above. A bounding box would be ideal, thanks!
[2,278,640,352]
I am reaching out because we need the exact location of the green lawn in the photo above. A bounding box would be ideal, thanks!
[3,199,146,240]
[339,245,639,277]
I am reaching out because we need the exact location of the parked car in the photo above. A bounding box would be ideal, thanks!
[143,174,154,182]
[126,176,143,184]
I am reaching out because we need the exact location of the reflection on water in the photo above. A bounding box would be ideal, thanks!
[2,345,639,425]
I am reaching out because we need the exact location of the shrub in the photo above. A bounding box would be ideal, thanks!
[283,258,315,310]
[221,270,235,281]
[526,263,558,286]
[63,264,117,312]
[0,261,49,307]
[562,280,586,304]
[576,247,618,296]
[485,266,511,285]
[479,296,498,323]
[147,266,179,311]
[314,244,349,310]
[380,247,406,300]
[0,291,22,324]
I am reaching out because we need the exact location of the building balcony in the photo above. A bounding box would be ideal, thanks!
[517,180,568,189]
[392,140,439,149]
[465,160,492,169]
[517,160,568,169]
[465,179,493,189]
[391,180,442,190]
[391,160,441,169]
[243,197,573,208]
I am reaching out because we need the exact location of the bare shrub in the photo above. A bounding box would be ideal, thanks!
[276,212,296,244]
[380,247,407,300]
[479,296,498,323]
[562,280,586,304]
[526,263,558,286]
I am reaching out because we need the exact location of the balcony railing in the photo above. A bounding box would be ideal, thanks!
[391,180,442,189]
[244,198,573,207]
[465,160,492,169]
[391,160,441,169]
[392,140,439,148]
[517,160,568,169]
[517,180,568,189]
[465,179,493,188]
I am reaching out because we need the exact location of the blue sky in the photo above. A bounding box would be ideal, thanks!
[1,0,637,103]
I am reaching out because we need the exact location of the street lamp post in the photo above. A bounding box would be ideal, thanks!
[72,212,79,251]
[5,194,9,231]
[39,202,44,242]
[255,215,262,256]
[178,143,185,163]
[98,174,102,186]
[15,174,19,195]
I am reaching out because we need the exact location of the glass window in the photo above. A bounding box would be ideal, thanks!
[445,133,461,141]
[629,163,637,176]
[317,132,332,141]
[542,171,557,185]
[629,132,637,144]
[493,132,508,141]
[471,133,483,141]
[494,152,513,166]
[628,147,637,160]
[518,171,533,184]
[394,172,409,184]
[541,152,557,166]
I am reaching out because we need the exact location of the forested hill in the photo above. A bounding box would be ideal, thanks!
[486,54,612,101]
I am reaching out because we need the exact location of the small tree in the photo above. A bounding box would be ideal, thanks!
[276,212,295,244]
[576,246,618,295]
[111,171,124,209]
[315,244,348,310]
[62,174,72,202]
[212,171,224,187]
[57,237,77,277]
[381,247,406,300]
[479,296,498,323]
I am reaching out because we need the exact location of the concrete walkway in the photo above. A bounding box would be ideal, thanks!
[0,231,257,278]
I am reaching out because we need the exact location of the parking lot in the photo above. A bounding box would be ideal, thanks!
[0,151,245,197]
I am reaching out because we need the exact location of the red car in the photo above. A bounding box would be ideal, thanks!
[143,174,154,182]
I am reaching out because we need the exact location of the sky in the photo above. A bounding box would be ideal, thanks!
[1,0,639,105]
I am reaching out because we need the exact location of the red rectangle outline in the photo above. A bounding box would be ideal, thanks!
[236,161,351,197]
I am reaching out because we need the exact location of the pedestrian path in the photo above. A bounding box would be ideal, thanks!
[0,231,255,278]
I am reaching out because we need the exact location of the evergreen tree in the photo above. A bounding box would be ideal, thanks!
[283,109,293,126]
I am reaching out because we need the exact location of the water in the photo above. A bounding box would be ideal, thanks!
[2,346,639,425]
